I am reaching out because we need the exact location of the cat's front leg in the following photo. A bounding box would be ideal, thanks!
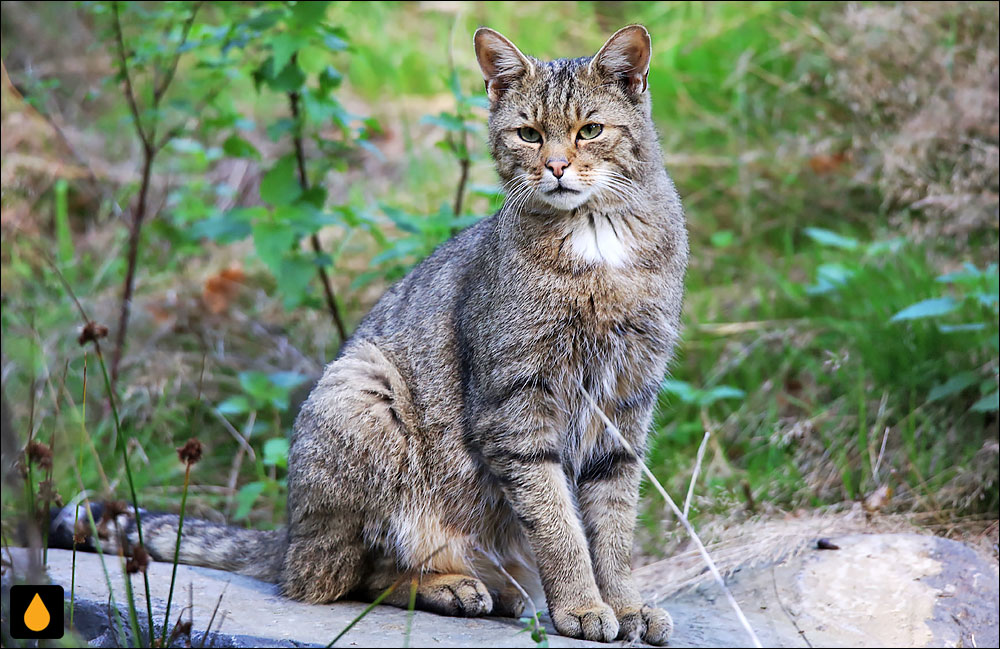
[578,442,673,646]
[488,449,619,642]
[475,401,618,642]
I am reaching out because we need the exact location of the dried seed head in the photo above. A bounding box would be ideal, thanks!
[134,543,149,570]
[37,479,62,507]
[177,438,203,466]
[126,544,149,574]
[25,440,53,471]
[73,518,91,546]
[101,500,130,523]
[77,321,109,346]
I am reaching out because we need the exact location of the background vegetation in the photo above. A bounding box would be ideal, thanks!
[1,0,997,586]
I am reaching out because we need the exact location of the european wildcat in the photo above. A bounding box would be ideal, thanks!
[56,25,688,645]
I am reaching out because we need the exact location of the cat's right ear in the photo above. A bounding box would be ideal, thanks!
[474,28,533,103]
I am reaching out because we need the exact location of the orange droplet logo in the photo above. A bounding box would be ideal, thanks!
[24,592,50,632]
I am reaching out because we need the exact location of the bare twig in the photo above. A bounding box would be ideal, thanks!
[452,150,470,219]
[154,2,203,104]
[111,153,152,384]
[111,2,151,150]
[683,430,711,518]
[109,1,203,384]
[577,380,763,649]
[287,89,349,343]
[446,15,471,234]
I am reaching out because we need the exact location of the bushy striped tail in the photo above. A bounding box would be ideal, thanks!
[49,502,286,583]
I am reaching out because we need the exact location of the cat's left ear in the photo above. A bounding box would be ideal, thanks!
[590,25,652,95]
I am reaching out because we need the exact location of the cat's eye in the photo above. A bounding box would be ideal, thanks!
[577,123,603,140]
[518,126,542,143]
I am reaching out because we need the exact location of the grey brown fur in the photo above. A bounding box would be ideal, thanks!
[59,25,688,645]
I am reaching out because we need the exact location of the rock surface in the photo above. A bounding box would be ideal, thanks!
[2,533,997,647]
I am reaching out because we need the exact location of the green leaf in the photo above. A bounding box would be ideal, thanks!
[421,112,476,132]
[927,372,978,402]
[318,65,343,92]
[936,263,984,284]
[234,481,267,520]
[239,371,275,403]
[322,32,349,52]
[938,323,987,333]
[290,0,330,25]
[700,385,746,405]
[298,45,329,75]
[253,221,298,271]
[804,227,858,250]
[710,230,735,248]
[268,371,309,390]
[245,10,285,31]
[260,157,302,206]
[277,254,316,310]
[661,379,698,404]
[263,437,290,469]
[970,389,999,412]
[223,135,261,160]
[267,60,307,92]
[806,264,856,296]
[890,297,960,322]
[217,395,250,415]
[817,263,855,286]
[270,32,301,74]
[865,238,904,256]
[381,205,422,234]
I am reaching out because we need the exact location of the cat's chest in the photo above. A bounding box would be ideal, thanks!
[560,212,633,268]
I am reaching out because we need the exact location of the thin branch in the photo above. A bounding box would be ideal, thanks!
[446,15,471,234]
[110,152,153,384]
[109,1,208,383]
[153,1,203,104]
[111,1,151,151]
[288,90,349,343]
[577,379,763,649]
[452,152,470,219]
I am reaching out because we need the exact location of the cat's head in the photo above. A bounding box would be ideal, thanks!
[474,25,658,212]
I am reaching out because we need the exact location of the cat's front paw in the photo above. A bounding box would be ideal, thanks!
[616,604,673,646]
[550,601,619,643]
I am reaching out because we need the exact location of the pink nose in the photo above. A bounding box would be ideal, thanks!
[546,157,569,179]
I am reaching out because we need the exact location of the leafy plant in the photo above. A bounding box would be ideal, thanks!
[217,370,307,521]
[891,262,1000,412]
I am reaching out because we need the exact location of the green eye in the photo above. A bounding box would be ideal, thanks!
[578,123,603,140]
[518,126,542,143]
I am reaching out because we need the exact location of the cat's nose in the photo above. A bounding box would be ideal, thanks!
[545,157,569,179]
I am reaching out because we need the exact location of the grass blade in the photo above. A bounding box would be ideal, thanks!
[577,379,763,649]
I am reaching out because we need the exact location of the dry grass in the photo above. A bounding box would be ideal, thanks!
[830,1,999,248]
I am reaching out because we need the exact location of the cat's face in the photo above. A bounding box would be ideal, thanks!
[475,26,654,213]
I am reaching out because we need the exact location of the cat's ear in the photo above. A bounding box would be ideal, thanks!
[474,27,534,102]
[590,25,651,95]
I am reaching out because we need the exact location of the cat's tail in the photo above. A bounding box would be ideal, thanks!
[48,502,286,583]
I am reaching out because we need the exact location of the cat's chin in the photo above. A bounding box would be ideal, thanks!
[536,187,593,211]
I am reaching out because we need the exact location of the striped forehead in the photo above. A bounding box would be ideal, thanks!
[523,57,594,130]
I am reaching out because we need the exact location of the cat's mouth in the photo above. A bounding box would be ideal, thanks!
[548,186,580,195]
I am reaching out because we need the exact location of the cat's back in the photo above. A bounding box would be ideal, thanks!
[346,213,498,350]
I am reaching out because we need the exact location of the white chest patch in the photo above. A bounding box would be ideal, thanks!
[565,214,631,267]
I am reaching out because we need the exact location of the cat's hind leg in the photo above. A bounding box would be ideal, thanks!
[283,342,422,604]
[357,554,494,616]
